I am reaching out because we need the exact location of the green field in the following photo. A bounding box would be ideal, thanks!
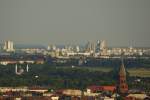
[56,66,113,72]
[127,68,150,77]
[56,66,150,77]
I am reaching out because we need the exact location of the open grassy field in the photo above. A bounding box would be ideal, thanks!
[85,67,150,77]
[127,68,150,77]
[56,66,150,77]
[56,66,113,72]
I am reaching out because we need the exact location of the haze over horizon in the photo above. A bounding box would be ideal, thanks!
[0,0,150,47]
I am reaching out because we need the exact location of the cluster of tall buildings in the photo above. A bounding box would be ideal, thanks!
[85,40,107,53]
[46,40,150,58]
[3,40,14,52]
[1,40,150,58]
[44,40,108,58]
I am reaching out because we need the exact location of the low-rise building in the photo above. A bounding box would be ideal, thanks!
[87,85,116,93]
[126,93,148,100]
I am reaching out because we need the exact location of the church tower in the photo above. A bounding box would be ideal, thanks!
[118,59,128,95]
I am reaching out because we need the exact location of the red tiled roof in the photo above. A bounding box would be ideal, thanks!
[87,85,116,92]
[102,86,116,92]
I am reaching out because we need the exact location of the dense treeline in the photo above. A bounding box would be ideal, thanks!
[0,64,116,89]
[0,64,149,92]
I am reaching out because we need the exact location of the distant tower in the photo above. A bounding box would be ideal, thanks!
[85,41,91,52]
[3,40,14,52]
[96,40,101,53]
[47,45,51,51]
[100,40,106,50]
[26,64,29,72]
[118,59,128,96]
[76,46,80,52]
[100,40,107,56]
[85,41,95,54]
[15,64,18,74]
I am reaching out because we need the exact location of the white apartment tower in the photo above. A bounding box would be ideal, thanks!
[3,40,14,52]
[100,40,107,50]
[100,40,107,56]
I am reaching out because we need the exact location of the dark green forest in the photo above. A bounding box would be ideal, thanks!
[0,63,150,92]
[0,64,116,88]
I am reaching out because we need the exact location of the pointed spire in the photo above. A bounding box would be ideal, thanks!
[118,55,128,95]
[119,59,126,76]
[119,52,126,76]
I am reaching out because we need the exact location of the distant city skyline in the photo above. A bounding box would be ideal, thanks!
[0,0,150,47]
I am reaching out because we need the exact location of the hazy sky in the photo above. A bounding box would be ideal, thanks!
[0,0,150,47]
